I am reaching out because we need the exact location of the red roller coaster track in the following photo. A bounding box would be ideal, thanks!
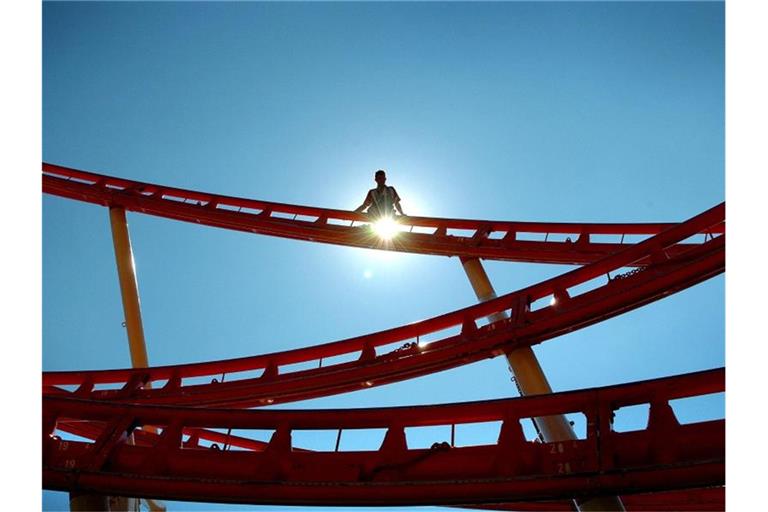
[44,369,723,507]
[42,164,725,509]
[42,163,722,266]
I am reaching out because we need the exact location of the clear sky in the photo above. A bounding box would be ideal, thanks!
[42,1,724,511]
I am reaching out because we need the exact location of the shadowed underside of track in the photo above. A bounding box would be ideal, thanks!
[459,487,724,511]
[44,369,724,506]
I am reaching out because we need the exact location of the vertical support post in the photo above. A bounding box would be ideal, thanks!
[70,207,149,512]
[69,493,109,511]
[109,207,149,370]
[108,207,149,511]
[459,257,624,512]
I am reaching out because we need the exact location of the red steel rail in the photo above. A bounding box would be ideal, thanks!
[43,163,722,266]
[43,203,725,408]
[55,420,274,453]
[55,419,724,511]
[53,423,723,510]
[461,487,724,511]
[43,368,724,506]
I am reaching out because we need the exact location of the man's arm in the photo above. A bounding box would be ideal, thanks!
[391,187,405,216]
[354,190,373,213]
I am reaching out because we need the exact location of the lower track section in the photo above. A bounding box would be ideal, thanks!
[44,368,724,507]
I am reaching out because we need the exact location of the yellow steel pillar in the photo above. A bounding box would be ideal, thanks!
[70,207,150,512]
[108,207,149,369]
[460,257,625,512]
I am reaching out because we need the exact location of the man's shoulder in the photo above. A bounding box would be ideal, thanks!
[370,186,397,195]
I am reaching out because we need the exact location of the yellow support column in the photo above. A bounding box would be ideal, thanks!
[460,257,624,512]
[70,207,152,512]
[109,206,149,369]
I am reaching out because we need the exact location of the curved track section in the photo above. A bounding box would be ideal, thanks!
[43,368,724,507]
[43,163,721,265]
[52,424,724,511]
[43,203,725,407]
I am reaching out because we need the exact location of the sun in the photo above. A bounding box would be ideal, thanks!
[371,216,400,241]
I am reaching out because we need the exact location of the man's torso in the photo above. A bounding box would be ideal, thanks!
[368,186,397,217]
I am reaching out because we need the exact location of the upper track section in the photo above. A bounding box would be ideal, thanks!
[43,163,723,265]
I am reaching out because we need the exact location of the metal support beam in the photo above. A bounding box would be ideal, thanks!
[69,486,139,510]
[70,208,150,512]
[69,493,108,511]
[459,257,625,512]
[108,207,149,370]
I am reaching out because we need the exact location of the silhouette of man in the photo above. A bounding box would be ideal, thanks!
[355,169,405,218]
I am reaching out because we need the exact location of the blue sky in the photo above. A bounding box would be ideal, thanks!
[42,1,724,510]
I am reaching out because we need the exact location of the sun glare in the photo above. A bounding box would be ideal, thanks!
[372,216,400,240]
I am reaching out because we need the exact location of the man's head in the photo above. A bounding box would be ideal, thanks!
[375,169,386,186]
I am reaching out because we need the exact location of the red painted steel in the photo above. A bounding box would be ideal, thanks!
[43,203,724,408]
[56,422,723,511]
[43,163,721,266]
[43,164,726,508]
[58,422,723,512]
[461,487,724,511]
[43,369,724,506]
[55,420,273,452]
